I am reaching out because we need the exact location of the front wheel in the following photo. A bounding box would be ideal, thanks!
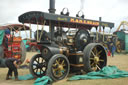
[47,54,70,81]
[83,43,107,73]
[29,54,47,77]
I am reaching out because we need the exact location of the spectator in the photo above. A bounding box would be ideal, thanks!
[111,43,116,57]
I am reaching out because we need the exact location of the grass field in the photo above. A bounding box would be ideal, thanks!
[0,52,128,85]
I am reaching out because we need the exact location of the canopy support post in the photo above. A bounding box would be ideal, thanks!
[103,27,105,42]
[29,23,32,39]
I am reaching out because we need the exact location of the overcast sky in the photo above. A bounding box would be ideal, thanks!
[0,0,128,32]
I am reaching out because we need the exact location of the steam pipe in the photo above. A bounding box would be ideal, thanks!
[49,0,56,13]
[99,17,102,32]
[49,0,56,41]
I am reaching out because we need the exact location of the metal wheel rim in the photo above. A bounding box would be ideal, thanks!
[90,46,106,71]
[32,56,47,77]
[51,57,68,79]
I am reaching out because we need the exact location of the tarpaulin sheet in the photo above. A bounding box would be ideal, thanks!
[0,30,5,45]
[68,66,128,81]
[34,76,52,85]
[18,74,52,85]
[18,74,34,80]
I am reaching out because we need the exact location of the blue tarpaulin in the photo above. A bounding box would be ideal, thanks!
[34,76,52,85]
[17,74,52,85]
[68,66,128,81]
[18,74,34,80]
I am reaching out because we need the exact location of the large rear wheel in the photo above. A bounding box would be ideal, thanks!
[83,43,107,72]
[47,54,70,81]
[29,54,47,77]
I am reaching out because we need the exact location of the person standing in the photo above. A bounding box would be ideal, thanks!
[111,43,116,57]
[5,58,22,80]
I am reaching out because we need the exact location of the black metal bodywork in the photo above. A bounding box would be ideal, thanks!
[18,4,114,80]
[19,11,114,29]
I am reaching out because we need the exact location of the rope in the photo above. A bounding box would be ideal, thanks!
[23,23,28,39]
[39,21,46,41]
[18,27,22,36]
[96,27,98,42]
[37,22,39,42]
[103,27,105,42]
[29,23,32,39]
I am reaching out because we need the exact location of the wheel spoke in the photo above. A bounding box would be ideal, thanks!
[53,69,59,76]
[35,69,38,73]
[42,59,45,63]
[91,62,95,66]
[99,59,104,62]
[40,69,42,74]
[62,64,66,66]
[90,58,94,60]
[53,68,58,72]
[94,47,97,54]
[58,58,61,62]
[91,51,96,57]
[52,64,57,67]
[37,57,40,63]
[33,67,38,70]
[61,60,64,65]
[56,60,60,65]
[97,50,102,56]
[96,65,101,70]
[35,60,39,64]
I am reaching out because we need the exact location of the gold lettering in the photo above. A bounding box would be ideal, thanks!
[70,18,74,22]
[102,23,108,27]
[75,19,79,23]
[93,22,99,25]
[58,17,67,21]
[83,20,86,24]
[96,22,99,25]
[89,21,92,24]
[70,18,100,26]
[79,20,83,23]
[87,21,92,24]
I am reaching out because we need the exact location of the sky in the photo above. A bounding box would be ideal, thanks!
[0,0,128,33]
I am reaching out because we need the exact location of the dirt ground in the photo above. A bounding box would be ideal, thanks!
[0,52,128,85]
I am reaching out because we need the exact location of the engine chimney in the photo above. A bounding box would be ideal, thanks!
[49,0,56,13]
[48,0,56,41]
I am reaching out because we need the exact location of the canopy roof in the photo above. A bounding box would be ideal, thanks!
[18,11,114,30]
[0,24,30,31]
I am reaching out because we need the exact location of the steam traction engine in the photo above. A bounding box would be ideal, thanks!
[18,1,114,81]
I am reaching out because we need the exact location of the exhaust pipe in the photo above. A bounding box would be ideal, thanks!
[49,0,56,13]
